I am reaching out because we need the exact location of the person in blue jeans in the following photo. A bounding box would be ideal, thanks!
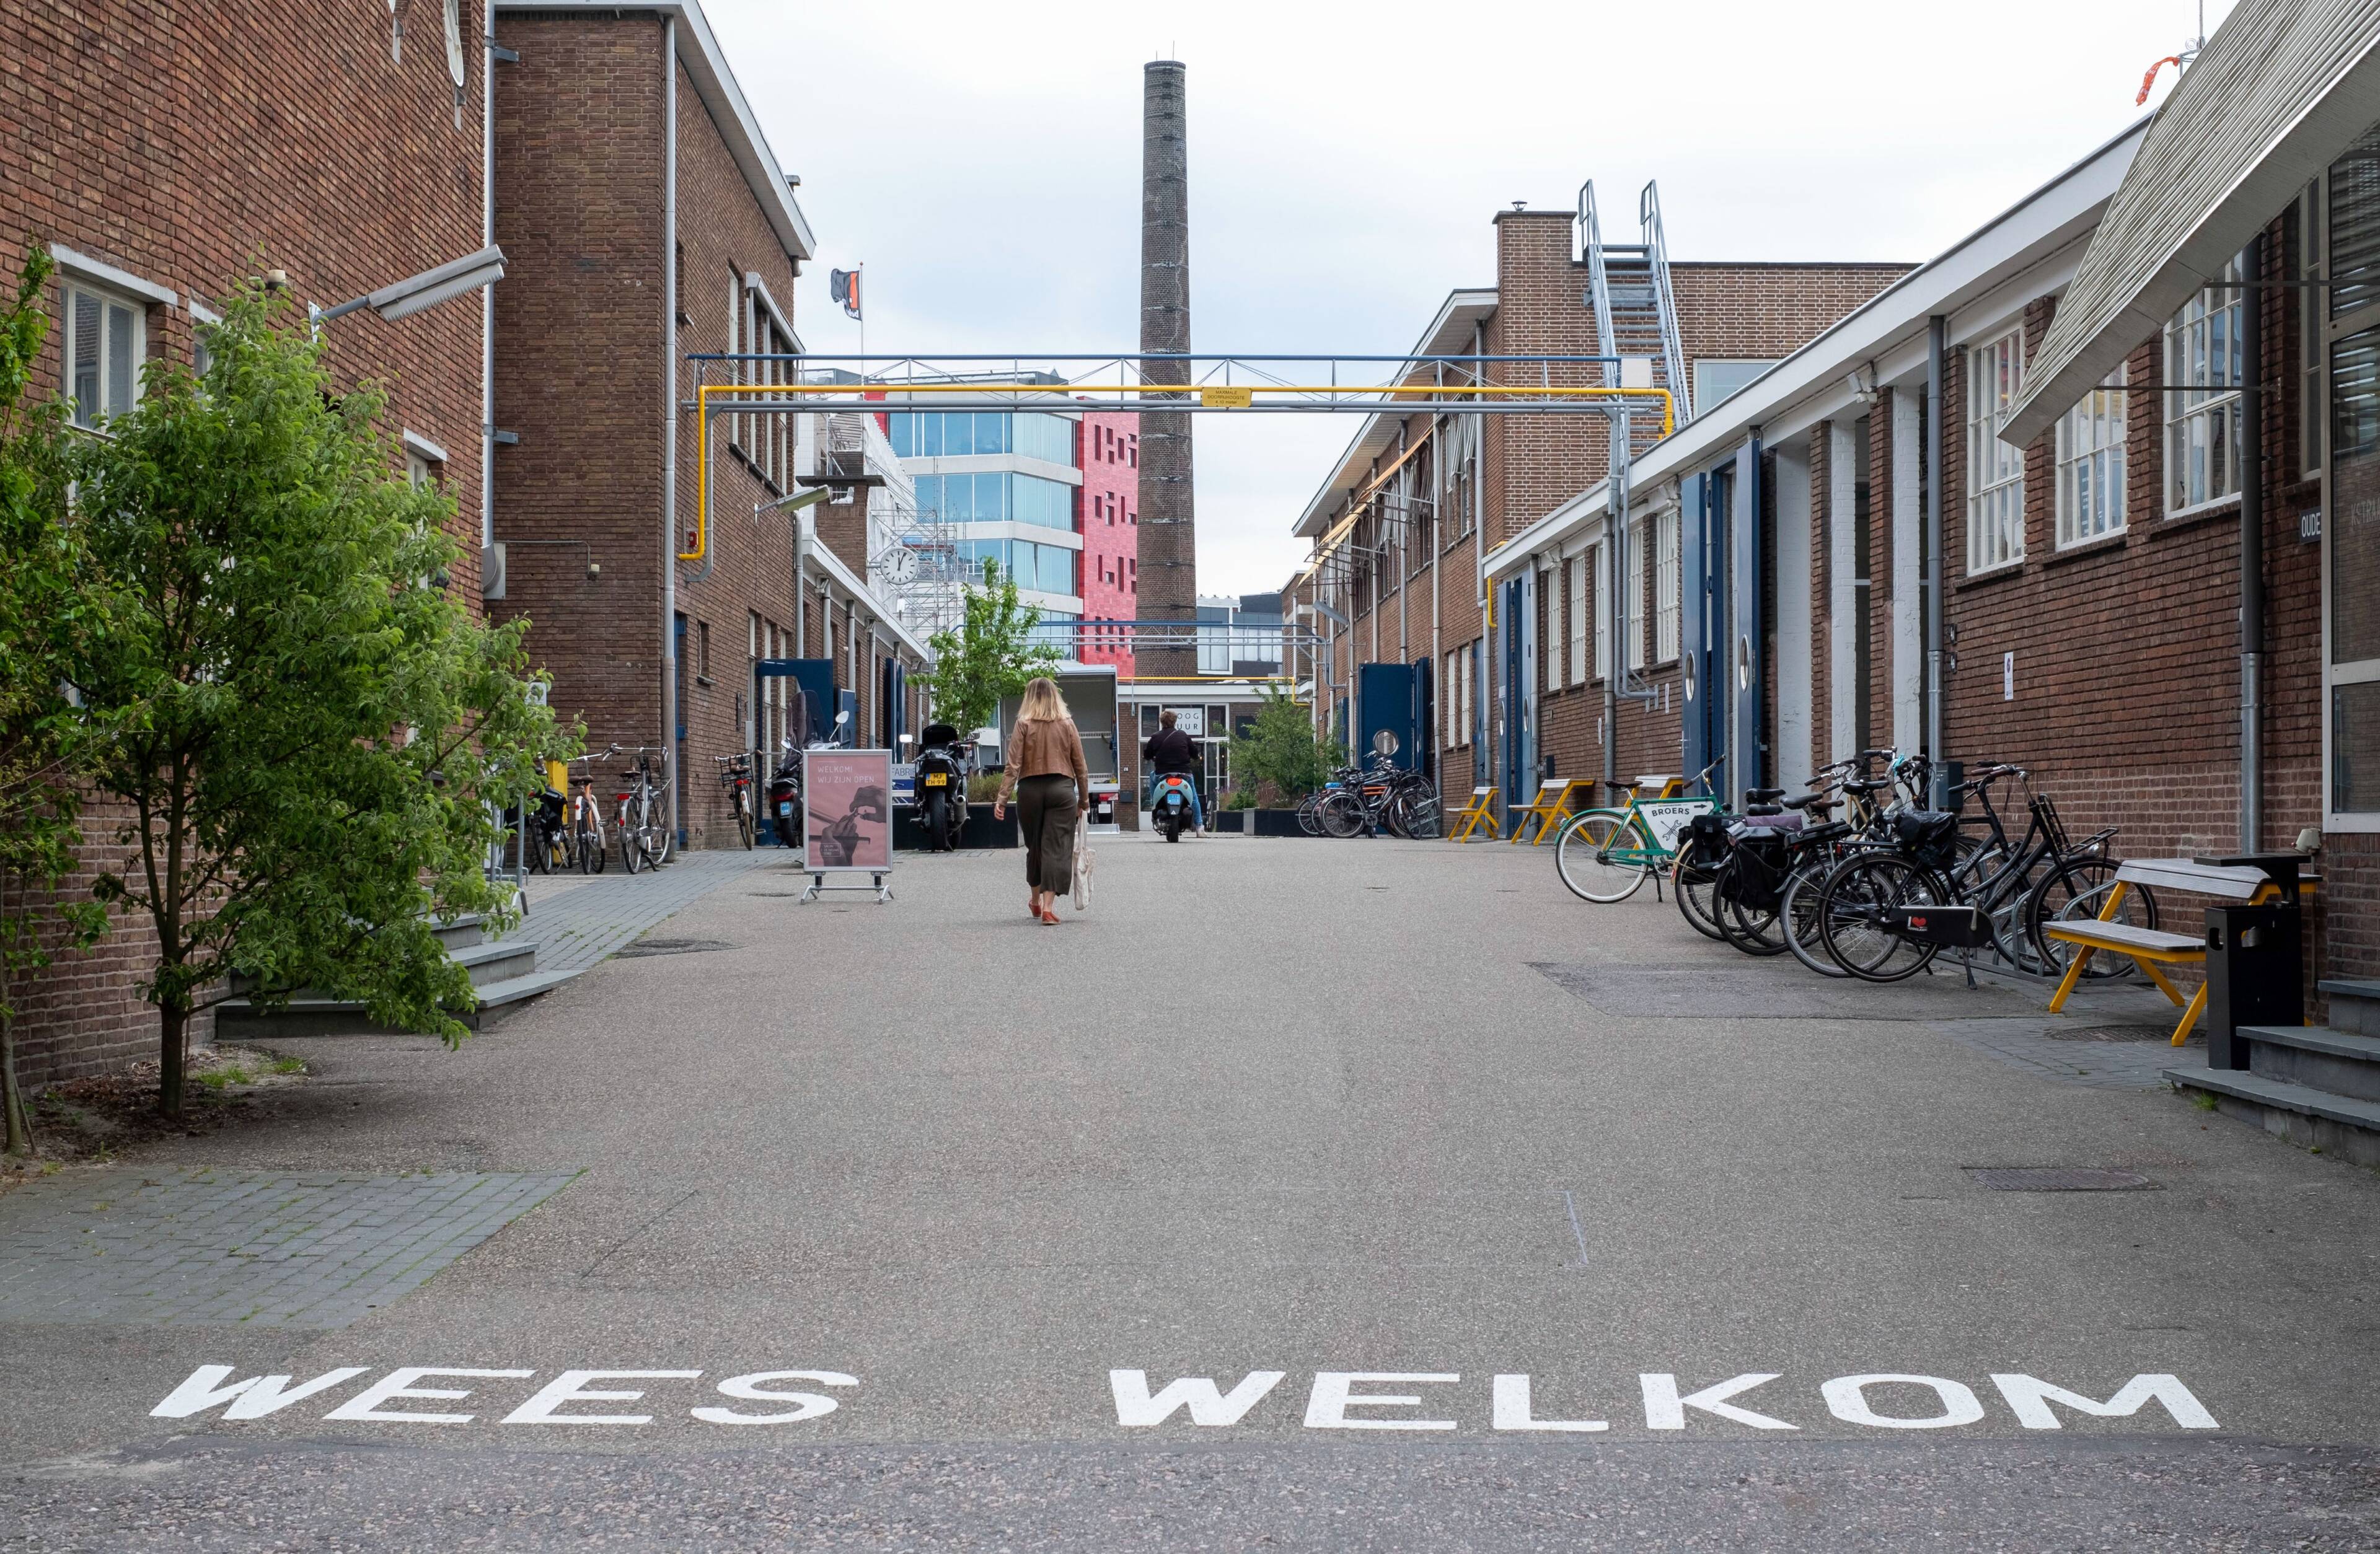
[1142,709,1205,835]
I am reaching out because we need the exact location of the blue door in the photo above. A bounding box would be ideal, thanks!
[1355,662,1418,770]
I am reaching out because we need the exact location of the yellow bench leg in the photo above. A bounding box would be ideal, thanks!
[2138,957,2185,1007]
[2047,944,2095,1014]
[2171,981,2208,1046]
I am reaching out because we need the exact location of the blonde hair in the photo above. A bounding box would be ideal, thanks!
[1017,676,1070,724]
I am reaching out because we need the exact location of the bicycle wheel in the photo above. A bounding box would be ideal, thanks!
[1672,831,1728,940]
[1554,810,1651,903]
[542,825,570,875]
[2028,858,2158,980]
[1316,790,1366,839]
[1718,884,1790,956]
[1297,794,1324,836]
[736,796,756,850]
[578,815,606,874]
[618,806,645,874]
[1780,859,1851,978]
[1395,789,1442,840]
[1817,852,1942,983]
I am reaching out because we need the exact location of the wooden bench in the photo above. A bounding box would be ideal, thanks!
[1448,786,1501,842]
[1509,778,1598,845]
[2043,858,2284,1045]
[1626,772,1688,800]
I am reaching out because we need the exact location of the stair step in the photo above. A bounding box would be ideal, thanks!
[2240,1024,2380,1103]
[457,968,581,1027]
[2165,1066,2380,1166]
[450,938,540,987]
[214,959,573,1037]
[433,914,490,950]
[2319,979,2380,1036]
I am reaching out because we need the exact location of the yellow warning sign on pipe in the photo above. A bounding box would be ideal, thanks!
[1199,385,1254,408]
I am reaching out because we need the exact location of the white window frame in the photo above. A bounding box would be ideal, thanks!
[1654,509,1681,662]
[1592,541,1610,682]
[1567,552,1589,685]
[1966,327,2027,571]
[59,277,148,429]
[1625,523,1648,672]
[2054,364,2128,548]
[1541,563,1561,694]
[2164,254,2247,515]
[2322,145,2380,829]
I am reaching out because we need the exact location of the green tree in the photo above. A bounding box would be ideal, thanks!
[1228,687,1341,802]
[68,286,569,1118]
[0,246,108,1153]
[919,560,1060,735]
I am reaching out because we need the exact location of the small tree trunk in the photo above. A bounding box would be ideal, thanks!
[1,1001,27,1157]
[159,1001,187,1121]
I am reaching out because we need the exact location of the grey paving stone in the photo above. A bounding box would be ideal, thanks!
[0,1168,578,1327]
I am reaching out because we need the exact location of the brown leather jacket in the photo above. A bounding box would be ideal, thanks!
[999,716,1088,799]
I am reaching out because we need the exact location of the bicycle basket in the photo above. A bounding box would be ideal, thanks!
[1716,828,1791,911]
[1893,809,1960,871]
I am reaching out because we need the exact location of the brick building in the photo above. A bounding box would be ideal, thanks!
[1078,410,1140,672]
[1469,0,2379,999]
[490,0,928,853]
[2,0,501,1082]
[1289,198,1906,814]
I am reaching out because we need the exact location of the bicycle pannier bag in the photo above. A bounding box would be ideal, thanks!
[1894,809,1960,871]
[1716,825,1791,911]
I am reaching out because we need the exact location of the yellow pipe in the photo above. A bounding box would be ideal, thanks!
[689,381,1676,564]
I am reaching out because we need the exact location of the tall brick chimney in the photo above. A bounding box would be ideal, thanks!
[1137,59,1195,677]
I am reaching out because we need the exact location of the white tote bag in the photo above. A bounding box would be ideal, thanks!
[1072,812,1095,911]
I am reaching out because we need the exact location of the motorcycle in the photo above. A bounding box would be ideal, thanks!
[766,738,803,849]
[1152,771,1199,843]
[909,721,971,852]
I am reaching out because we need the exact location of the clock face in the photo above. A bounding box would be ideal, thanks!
[882,547,920,582]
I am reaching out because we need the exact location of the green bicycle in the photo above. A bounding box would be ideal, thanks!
[1554,758,1726,903]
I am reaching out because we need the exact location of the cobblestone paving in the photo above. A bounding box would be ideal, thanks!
[0,1169,577,1327]
[1929,1017,2205,1090]
[513,849,785,973]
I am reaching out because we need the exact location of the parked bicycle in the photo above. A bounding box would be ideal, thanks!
[715,752,757,851]
[564,752,608,874]
[610,747,672,874]
[1553,758,1725,903]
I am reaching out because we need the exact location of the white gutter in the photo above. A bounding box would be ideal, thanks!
[661,19,681,840]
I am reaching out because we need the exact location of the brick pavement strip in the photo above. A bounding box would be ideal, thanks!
[0,1169,579,1327]
[514,849,785,973]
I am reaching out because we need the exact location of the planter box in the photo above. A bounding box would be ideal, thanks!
[895,802,1018,849]
[1212,808,1308,836]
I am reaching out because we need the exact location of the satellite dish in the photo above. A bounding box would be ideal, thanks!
[444,0,467,89]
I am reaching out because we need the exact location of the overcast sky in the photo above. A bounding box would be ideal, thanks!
[708,0,2235,599]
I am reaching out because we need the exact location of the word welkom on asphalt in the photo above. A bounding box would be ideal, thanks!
[151,1363,2221,1434]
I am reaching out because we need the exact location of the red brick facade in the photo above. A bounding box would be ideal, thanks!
[3,0,495,1083]
[1078,411,1139,671]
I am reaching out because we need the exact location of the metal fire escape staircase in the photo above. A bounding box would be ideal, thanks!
[1579,179,1690,713]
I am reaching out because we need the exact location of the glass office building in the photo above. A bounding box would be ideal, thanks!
[885,406,1086,628]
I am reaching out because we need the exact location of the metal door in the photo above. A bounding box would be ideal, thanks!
[1727,437,1765,804]
[1355,662,1419,770]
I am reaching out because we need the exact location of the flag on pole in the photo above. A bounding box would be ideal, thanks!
[830,266,862,320]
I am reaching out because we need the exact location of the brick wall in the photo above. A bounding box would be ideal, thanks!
[3,0,492,1084]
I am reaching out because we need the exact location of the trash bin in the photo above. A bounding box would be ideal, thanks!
[2204,903,2303,1070]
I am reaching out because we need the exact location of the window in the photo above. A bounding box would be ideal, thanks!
[1592,542,1610,681]
[2055,366,2128,547]
[1967,328,2027,569]
[60,281,144,428]
[2324,126,2380,821]
[696,620,712,683]
[1692,358,1776,414]
[1567,553,1589,685]
[1127,433,1138,468]
[1626,524,1648,672]
[1655,509,1681,662]
[2166,256,2247,513]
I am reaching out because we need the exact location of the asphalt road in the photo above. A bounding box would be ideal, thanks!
[4,832,2378,1550]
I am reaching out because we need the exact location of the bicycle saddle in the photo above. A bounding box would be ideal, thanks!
[1782,792,1836,812]
[1747,787,1787,803]
[1746,803,1786,817]
[1841,777,1890,794]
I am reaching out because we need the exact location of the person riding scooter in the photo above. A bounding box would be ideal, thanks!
[1142,709,1205,836]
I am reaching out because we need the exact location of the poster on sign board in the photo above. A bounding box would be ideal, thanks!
[803,750,893,872]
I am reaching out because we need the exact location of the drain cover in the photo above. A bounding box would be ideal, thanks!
[2045,1024,2174,1043]
[1966,1167,2158,1192]
[613,937,736,959]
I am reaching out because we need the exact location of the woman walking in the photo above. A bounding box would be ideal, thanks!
[993,676,1088,925]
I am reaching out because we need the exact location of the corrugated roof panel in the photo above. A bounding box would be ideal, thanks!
[2005,0,2380,446]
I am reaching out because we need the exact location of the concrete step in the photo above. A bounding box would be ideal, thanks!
[2241,1024,2380,1103]
[2319,979,2380,1035]
[454,968,581,1029]
[216,953,572,1038]
[452,938,540,988]
[433,914,491,950]
[2165,1066,2380,1167]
